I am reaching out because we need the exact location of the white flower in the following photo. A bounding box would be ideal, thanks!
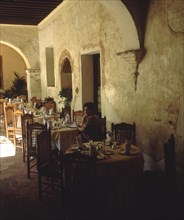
[58,97,67,104]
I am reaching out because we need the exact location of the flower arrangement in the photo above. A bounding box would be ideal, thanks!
[58,88,72,108]
[58,88,72,102]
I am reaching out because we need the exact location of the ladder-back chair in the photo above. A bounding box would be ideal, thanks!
[21,113,34,162]
[4,104,16,145]
[37,129,62,200]
[26,122,47,179]
[111,122,136,145]
[73,110,84,125]
[62,151,96,219]
[13,109,24,152]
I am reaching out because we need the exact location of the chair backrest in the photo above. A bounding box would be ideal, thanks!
[27,122,47,151]
[42,101,56,113]
[111,122,136,144]
[4,104,15,127]
[73,110,84,125]
[37,129,52,167]
[13,109,24,137]
[164,134,176,185]
[17,95,27,102]
[21,113,34,141]
[30,96,42,108]
[63,152,96,193]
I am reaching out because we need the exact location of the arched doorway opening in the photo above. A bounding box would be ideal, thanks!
[59,52,73,117]
[0,42,30,99]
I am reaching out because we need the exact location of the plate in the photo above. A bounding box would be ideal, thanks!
[91,141,101,146]
[118,148,139,155]
[71,145,79,151]
[97,154,105,160]
[105,150,113,155]
[69,124,78,128]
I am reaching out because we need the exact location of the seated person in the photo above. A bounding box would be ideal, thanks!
[78,102,103,142]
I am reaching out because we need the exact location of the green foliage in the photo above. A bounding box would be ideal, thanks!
[4,72,27,98]
[58,88,72,103]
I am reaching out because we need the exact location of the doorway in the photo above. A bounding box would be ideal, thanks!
[81,53,101,115]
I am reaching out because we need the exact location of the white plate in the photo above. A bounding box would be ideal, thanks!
[69,124,78,128]
[118,148,139,155]
[71,145,79,151]
[97,154,105,160]
[105,150,113,155]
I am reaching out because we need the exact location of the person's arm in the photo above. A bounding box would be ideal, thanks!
[78,114,88,131]
[78,114,87,127]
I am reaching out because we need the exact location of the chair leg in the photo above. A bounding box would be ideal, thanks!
[38,174,42,201]
[27,153,30,179]
[22,142,25,162]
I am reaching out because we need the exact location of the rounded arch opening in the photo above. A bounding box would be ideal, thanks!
[0,42,30,96]
[0,41,31,68]
[59,50,73,90]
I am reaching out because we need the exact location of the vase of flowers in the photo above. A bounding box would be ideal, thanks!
[58,88,72,111]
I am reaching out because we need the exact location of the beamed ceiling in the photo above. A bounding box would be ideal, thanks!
[0,0,63,25]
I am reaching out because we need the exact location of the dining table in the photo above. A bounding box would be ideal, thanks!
[66,142,144,214]
[51,125,79,152]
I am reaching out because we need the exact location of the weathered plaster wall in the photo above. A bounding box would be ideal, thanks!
[38,0,139,114]
[138,0,184,166]
[38,0,183,176]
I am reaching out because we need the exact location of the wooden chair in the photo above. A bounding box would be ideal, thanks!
[111,122,136,145]
[0,99,5,126]
[42,100,56,113]
[30,96,42,109]
[17,95,27,102]
[37,129,62,201]
[26,122,47,179]
[13,109,24,153]
[132,134,177,219]
[164,134,177,196]
[72,110,84,125]
[3,104,16,145]
[62,151,96,219]
[21,113,33,162]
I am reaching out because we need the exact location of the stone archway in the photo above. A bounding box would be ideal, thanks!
[58,50,73,116]
[0,42,30,95]
[59,49,73,90]
[0,41,40,101]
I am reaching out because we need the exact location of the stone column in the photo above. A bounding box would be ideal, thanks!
[25,68,41,102]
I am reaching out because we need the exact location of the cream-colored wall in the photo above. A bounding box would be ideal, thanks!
[38,0,183,174]
[38,0,139,112]
[0,44,26,90]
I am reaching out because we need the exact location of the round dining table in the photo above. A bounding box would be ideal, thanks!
[66,142,144,215]
[51,126,79,152]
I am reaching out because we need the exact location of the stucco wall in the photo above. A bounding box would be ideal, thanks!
[139,0,184,164]
[38,0,183,174]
